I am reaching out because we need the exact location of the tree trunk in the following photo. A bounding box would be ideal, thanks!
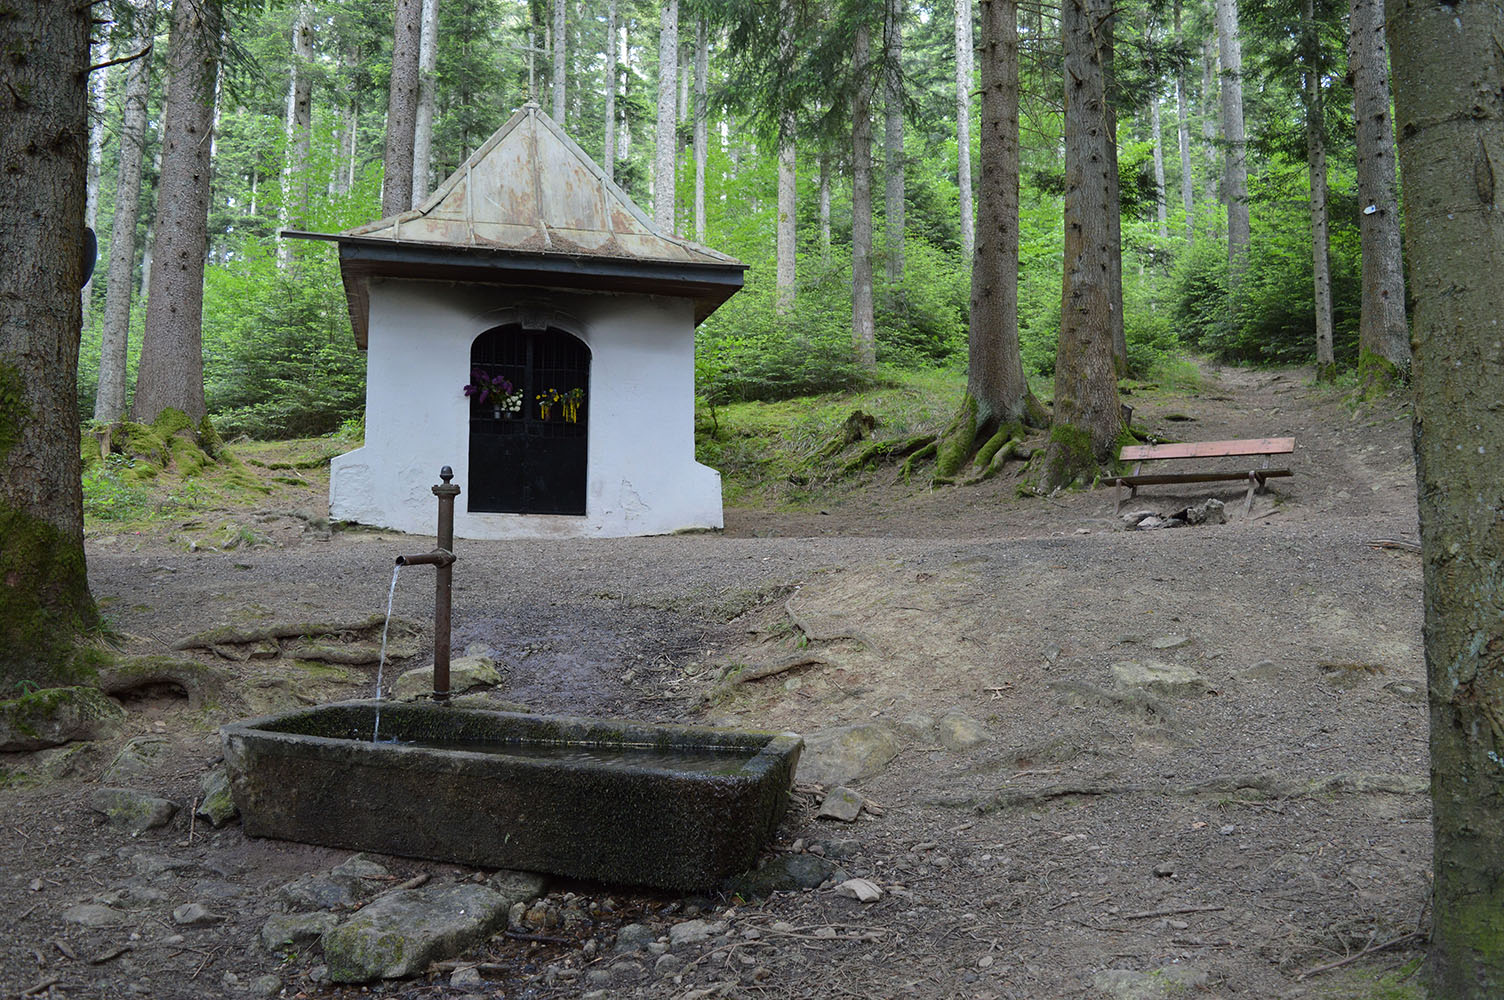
[1175,0,1193,244]
[884,0,905,285]
[1350,0,1410,379]
[1388,2,1504,992]
[280,3,313,261]
[1201,35,1221,229]
[413,0,440,204]
[1301,0,1334,375]
[382,0,421,218]
[84,53,107,324]
[694,17,708,243]
[1045,0,1122,489]
[776,15,795,314]
[551,0,566,123]
[604,0,617,181]
[654,0,678,232]
[0,0,100,686]
[1151,94,1168,240]
[969,0,1038,428]
[1103,12,1125,374]
[819,153,832,258]
[96,0,158,424]
[132,0,221,424]
[852,22,876,368]
[956,0,975,260]
[1215,0,1249,283]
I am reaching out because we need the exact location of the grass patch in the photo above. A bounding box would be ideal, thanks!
[696,368,967,507]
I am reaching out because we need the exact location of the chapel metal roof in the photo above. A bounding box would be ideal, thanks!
[287,102,745,348]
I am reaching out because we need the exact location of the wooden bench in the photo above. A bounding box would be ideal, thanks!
[1104,437,1295,514]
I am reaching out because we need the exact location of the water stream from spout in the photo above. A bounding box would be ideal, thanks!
[372,563,402,743]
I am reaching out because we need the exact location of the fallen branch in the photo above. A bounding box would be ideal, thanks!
[173,614,401,651]
[1295,930,1426,980]
[975,782,1146,813]
[1368,537,1421,553]
[727,656,827,686]
[20,977,61,998]
[1122,904,1226,921]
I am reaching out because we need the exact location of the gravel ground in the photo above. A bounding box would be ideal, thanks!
[0,364,1432,999]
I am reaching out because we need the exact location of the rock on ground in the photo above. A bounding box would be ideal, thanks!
[394,654,500,700]
[936,709,990,751]
[87,787,178,834]
[1110,660,1211,697]
[1091,964,1210,999]
[797,723,898,786]
[321,882,510,982]
[196,767,238,827]
[0,687,126,751]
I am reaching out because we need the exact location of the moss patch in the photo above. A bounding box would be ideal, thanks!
[0,507,100,690]
[1039,423,1097,491]
[935,394,979,478]
[0,686,126,751]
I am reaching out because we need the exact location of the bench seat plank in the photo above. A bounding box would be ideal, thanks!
[1118,437,1295,462]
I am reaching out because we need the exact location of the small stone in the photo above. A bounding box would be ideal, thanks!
[725,854,844,898]
[655,953,684,977]
[196,768,238,828]
[1219,824,1236,836]
[248,974,282,998]
[1120,510,1156,526]
[978,954,994,968]
[88,787,179,835]
[1152,863,1175,878]
[1176,498,1226,526]
[1149,635,1189,650]
[937,709,990,751]
[817,786,864,823]
[668,918,725,948]
[260,911,338,951]
[614,922,656,953]
[450,967,485,989]
[1110,661,1211,697]
[62,903,127,928]
[1240,659,1283,681]
[833,878,882,902]
[507,901,527,928]
[172,902,220,926]
[896,712,935,740]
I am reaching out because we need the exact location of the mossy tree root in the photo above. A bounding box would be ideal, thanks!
[896,442,939,481]
[840,434,935,475]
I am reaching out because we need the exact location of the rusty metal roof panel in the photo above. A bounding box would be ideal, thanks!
[338,103,739,268]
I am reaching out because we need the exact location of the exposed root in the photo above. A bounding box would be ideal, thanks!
[840,434,934,474]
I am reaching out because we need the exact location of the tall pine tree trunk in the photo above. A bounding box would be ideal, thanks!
[133,0,221,424]
[1175,0,1193,243]
[776,15,795,314]
[279,3,313,262]
[1045,0,1122,489]
[654,0,679,231]
[969,0,1038,427]
[693,17,708,243]
[604,0,617,181]
[551,0,566,123]
[1389,2,1504,993]
[1215,0,1249,283]
[1350,0,1410,380]
[1151,94,1168,239]
[413,0,440,204]
[0,0,100,685]
[96,0,158,424]
[884,0,905,285]
[382,0,421,218]
[1301,0,1335,376]
[1103,14,1125,374]
[956,0,975,260]
[84,52,107,324]
[819,154,832,259]
[852,23,876,368]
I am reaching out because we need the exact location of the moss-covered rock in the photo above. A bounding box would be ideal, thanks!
[322,883,510,982]
[394,654,502,701]
[197,766,239,827]
[0,686,125,751]
[87,786,179,834]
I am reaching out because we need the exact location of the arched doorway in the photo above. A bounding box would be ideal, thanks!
[467,325,590,515]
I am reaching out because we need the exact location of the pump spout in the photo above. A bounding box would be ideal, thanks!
[395,549,455,568]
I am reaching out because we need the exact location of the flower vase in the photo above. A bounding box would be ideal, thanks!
[492,405,502,420]
[539,405,552,421]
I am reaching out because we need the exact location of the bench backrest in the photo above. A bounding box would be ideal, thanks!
[1120,437,1295,462]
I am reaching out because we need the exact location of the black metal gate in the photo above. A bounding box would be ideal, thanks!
[466,325,590,515]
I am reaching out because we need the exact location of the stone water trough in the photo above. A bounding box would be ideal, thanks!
[221,701,801,892]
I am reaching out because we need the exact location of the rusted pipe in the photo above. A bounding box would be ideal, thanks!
[396,467,461,703]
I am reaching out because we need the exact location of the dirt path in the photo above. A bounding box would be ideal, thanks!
[1,366,1430,999]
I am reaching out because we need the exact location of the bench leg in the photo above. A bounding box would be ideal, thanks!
[1244,472,1258,515]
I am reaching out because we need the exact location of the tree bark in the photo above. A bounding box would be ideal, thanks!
[1201,34,1220,218]
[413,0,441,204]
[84,52,107,324]
[604,0,617,181]
[132,0,221,424]
[1215,0,1249,284]
[0,0,100,686]
[819,153,832,259]
[956,0,975,260]
[1388,2,1504,993]
[694,17,709,243]
[1151,94,1168,240]
[852,22,876,368]
[1175,0,1193,244]
[551,0,566,123]
[382,0,421,218]
[884,0,905,285]
[1045,0,1122,489]
[96,0,158,424]
[1350,0,1411,377]
[655,0,679,232]
[1301,0,1334,375]
[1103,12,1125,373]
[776,15,795,315]
[280,3,314,260]
[969,0,1038,428]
